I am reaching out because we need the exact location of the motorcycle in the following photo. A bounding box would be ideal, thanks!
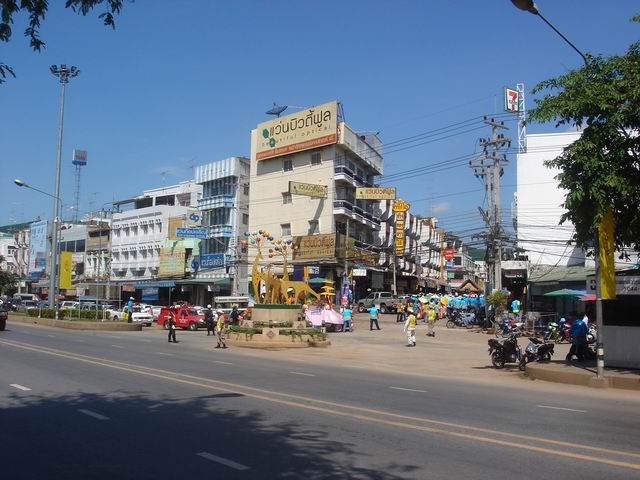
[446,310,476,329]
[488,334,522,369]
[544,322,559,341]
[555,320,573,344]
[496,319,524,338]
[587,325,597,344]
[519,337,555,371]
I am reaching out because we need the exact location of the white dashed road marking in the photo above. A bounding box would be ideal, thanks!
[289,371,316,377]
[156,352,173,356]
[214,361,233,365]
[536,405,587,413]
[110,345,124,349]
[78,409,109,420]
[196,452,250,471]
[389,387,428,393]
[10,384,31,391]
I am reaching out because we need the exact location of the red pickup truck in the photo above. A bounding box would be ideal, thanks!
[156,306,206,331]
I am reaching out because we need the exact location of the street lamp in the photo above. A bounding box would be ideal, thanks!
[48,64,80,314]
[510,0,588,65]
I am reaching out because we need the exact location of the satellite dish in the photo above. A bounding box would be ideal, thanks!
[266,103,288,117]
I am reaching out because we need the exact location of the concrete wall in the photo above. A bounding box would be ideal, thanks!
[604,326,640,369]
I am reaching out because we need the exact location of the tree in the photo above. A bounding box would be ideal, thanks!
[0,255,18,294]
[0,0,127,83]
[528,16,640,252]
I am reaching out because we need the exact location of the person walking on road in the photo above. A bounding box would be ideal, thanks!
[167,310,178,344]
[368,305,381,331]
[404,312,417,347]
[566,315,588,362]
[204,305,215,336]
[426,306,436,337]
[215,311,227,349]
[395,301,406,323]
[230,305,240,325]
[342,305,353,332]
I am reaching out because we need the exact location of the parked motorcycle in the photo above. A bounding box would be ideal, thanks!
[555,319,573,344]
[446,310,476,329]
[488,334,522,369]
[496,319,524,338]
[587,325,597,344]
[519,337,555,371]
[544,322,559,341]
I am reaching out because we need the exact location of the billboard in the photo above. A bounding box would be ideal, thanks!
[28,220,48,280]
[59,251,73,289]
[355,187,396,200]
[504,87,519,113]
[292,234,336,260]
[72,149,88,166]
[141,288,159,301]
[256,101,338,161]
[200,253,225,270]
[289,181,328,198]
[158,245,186,278]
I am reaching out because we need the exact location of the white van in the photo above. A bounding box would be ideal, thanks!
[13,293,41,303]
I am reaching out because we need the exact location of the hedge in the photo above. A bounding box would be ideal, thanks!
[26,308,112,321]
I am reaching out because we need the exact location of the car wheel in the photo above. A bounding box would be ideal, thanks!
[112,315,119,322]
[188,322,197,331]
[357,304,366,313]
[380,304,388,314]
[0,320,6,331]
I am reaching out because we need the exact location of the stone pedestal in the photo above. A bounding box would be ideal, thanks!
[251,304,301,323]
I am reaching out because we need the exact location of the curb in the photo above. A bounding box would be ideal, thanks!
[225,338,331,349]
[8,316,142,332]
[526,363,640,391]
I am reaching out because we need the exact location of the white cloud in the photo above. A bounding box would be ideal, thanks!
[431,202,452,215]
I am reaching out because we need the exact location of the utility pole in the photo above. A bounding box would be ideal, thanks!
[470,116,510,295]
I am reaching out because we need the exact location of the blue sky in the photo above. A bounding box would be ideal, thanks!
[2,1,638,240]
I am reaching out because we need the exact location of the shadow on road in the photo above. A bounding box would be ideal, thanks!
[1,390,420,479]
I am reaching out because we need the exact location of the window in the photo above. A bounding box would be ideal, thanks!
[76,239,85,252]
[283,159,293,172]
[308,220,319,234]
[243,185,249,196]
[281,223,291,236]
[242,213,249,225]
[311,152,321,165]
[282,192,292,205]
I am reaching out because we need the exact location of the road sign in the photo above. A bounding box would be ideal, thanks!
[175,226,208,239]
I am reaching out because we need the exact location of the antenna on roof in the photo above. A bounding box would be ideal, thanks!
[266,102,288,117]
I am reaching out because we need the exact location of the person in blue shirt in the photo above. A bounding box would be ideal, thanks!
[566,317,589,361]
[368,306,381,331]
[342,306,353,333]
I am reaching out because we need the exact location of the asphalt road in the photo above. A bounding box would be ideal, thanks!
[1,322,639,479]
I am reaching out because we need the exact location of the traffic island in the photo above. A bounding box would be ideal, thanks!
[526,361,640,391]
[8,315,142,331]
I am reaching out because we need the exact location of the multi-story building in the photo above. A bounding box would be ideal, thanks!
[248,101,384,297]
[419,218,446,291]
[195,156,250,301]
[110,181,202,304]
[0,232,19,275]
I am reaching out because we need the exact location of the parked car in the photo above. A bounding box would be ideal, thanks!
[18,300,40,311]
[105,306,154,326]
[156,305,205,331]
[61,301,79,309]
[356,292,404,314]
[0,303,8,331]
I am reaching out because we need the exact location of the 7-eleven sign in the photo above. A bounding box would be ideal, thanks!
[504,87,519,113]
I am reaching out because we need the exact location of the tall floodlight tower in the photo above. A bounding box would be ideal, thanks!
[71,149,87,222]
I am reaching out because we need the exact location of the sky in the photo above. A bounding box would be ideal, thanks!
[2,1,638,243]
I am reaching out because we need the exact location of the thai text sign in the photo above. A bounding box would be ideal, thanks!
[289,181,328,198]
[587,275,640,296]
[256,101,338,161]
[355,187,396,200]
[200,253,225,270]
[393,199,410,257]
[159,246,186,277]
[293,234,336,260]
[59,251,73,290]
[176,226,208,239]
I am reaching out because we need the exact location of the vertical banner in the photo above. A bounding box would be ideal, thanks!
[598,208,616,300]
[59,251,73,290]
[393,199,411,257]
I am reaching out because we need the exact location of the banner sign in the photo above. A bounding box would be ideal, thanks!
[289,181,328,198]
[28,220,48,280]
[59,251,73,290]
[355,187,396,200]
[504,87,519,113]
[176,226,208,239]
[393,199,410,257]
[293,234,336,260]
[158,246,186,278]
[352,268,367,277]
[256,101,338,161]
[587,275,640,296]
[443,247,456,261]
[200,253,226,270]
[72,149,88,166]
[141,287,159,301]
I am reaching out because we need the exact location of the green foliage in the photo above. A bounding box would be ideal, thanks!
[528,16,640,250]
[26,308,113,321]
[486,291,509,315]
[0,0,127,83]
[0,269,17,294]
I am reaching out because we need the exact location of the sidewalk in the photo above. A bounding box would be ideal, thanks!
[526,361,640,391]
